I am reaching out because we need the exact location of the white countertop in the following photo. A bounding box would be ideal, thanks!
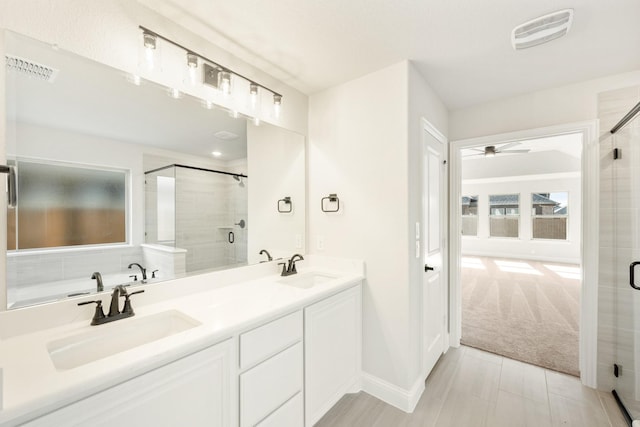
[0,256,364,426]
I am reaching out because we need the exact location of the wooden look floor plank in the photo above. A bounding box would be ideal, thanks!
[315,346,619,427]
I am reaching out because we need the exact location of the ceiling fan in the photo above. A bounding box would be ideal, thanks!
[463,142,530,158]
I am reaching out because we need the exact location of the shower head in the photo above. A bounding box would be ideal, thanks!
[233,175,245,187]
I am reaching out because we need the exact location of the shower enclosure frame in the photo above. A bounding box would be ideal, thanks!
[144,163,248,273]
[606,99,640,427]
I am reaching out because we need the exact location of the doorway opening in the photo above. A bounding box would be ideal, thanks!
[451,127,596,379]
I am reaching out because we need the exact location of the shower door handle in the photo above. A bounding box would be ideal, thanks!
[0,165,17,208]
[630,262,640,290]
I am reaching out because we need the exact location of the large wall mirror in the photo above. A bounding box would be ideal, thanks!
[4,30,305,309]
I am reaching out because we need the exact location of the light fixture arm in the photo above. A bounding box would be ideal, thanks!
[138,26,283,99]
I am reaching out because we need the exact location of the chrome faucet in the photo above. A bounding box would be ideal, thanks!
[259,249,273,262]
[91,272,104,292]
[78,284,145,326]
[128,263,147,282]
[279,254,304,276]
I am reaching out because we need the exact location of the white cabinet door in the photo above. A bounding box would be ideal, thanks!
[304,285,361,426]
[23,340,232,427]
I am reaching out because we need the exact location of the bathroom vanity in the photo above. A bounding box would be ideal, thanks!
[0,256,363,426]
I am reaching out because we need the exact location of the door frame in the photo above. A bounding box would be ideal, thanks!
[448,120,598,387]
[421,118,449,377]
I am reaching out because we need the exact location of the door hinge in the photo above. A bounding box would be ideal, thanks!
[614,363,621,377]
[613,148,621,160]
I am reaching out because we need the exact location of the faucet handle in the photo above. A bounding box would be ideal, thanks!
[278,262,288,276]
[129,274,138,282]
[121,290,145,315]
[78,300,106,325]
[151,269,159,279]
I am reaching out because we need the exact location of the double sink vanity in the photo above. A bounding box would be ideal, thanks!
[0,255,364,426]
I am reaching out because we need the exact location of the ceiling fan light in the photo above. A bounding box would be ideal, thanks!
[484,146,497,157]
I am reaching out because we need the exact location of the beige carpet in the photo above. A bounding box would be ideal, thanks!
[461,256,581,376]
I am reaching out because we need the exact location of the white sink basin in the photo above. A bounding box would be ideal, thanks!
[47,310,201,370]
[277,272,337,289]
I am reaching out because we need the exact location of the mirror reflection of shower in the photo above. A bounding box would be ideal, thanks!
[144,164,248,274]
[233,175,245,187]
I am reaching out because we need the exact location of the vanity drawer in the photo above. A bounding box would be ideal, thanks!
[240,342,303,427]
[256,392,303,427]
[239,310,302,370]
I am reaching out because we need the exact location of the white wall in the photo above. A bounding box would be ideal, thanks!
[247,124,305,263]
[309,61,410,391]
[450,70,640,141]
[309,60,448,402]
[462,174,581,264]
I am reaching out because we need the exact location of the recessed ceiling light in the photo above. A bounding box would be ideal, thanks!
[214,131,239,140]
[511,9,573,50]
[211,151,222,157]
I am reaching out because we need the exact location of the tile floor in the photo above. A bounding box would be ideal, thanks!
[316,345,628,427]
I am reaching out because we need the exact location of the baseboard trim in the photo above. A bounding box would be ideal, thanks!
[361,373,425,413]
[461,250,581,265]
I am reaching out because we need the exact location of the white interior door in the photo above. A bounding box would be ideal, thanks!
[423,124,447,377]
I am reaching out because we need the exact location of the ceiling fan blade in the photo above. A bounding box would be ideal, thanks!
[497,149,530,154]
[496,141,522,151]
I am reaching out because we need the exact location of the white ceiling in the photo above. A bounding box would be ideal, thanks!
[461,133,583,180]
[142,0,640,110]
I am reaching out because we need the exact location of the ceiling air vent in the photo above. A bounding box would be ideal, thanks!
[5,54,59,82]
[511,9,574,50]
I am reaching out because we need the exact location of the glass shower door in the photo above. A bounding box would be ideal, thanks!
[610,112,640,423]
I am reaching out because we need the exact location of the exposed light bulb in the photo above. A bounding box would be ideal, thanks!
[219,71,231,95]
[253,117,261,126]
[273,94,282,118]
[186,53,198,85]
[212,151,222,157]
[205,100,214,110]
[143,32,157,70]
[249,83,259,109]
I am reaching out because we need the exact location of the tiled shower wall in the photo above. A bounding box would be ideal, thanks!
[597,85,640,407]
[175,166,248,272]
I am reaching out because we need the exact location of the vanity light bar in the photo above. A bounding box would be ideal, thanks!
[138,26,283,109]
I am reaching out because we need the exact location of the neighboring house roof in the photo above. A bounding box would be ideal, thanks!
[462,196,478,206]
[555,206,568,215]
[488,194,520,206]
[488,194,559,206]
[532,193,559,206]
